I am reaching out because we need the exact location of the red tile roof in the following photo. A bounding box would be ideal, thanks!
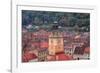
[47,52,73,61]
[22,52,37,62]
[84,47,90,54]
[40,42,48,48]
[56,53,73,61]
[32,42,40,47]
[47,55,56,61]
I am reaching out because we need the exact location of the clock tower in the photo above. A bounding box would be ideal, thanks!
[48,30,64,55]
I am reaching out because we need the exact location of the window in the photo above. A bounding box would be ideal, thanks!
[51,40,53,43]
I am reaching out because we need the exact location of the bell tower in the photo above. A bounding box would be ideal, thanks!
[48,30,64,55]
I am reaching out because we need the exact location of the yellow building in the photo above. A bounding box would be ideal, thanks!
[48,31,64,55]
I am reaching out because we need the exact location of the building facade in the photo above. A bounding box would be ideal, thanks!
[48,31,64,55]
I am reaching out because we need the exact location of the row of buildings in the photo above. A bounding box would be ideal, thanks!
[22,28,90,62]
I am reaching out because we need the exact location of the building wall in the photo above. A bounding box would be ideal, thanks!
[38,49,48,61]
[48,31,64,55]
